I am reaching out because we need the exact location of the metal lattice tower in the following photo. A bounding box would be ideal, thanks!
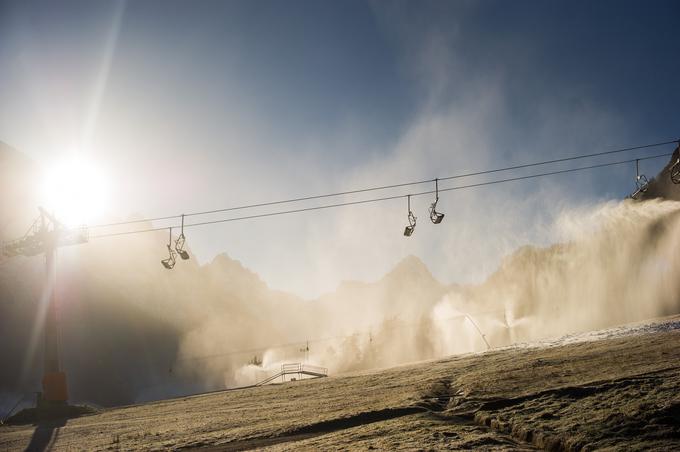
[2,208,88,404]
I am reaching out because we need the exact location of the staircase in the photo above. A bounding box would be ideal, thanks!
[255,363,328,386]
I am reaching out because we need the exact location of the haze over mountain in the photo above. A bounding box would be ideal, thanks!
[1,143,680,410]
[0,141,41,239]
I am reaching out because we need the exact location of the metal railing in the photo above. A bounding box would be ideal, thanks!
[255,362,328,386]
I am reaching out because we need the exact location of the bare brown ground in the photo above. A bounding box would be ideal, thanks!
[2,316,679,451]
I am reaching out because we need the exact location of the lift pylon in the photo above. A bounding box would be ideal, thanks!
[1,208,88,405]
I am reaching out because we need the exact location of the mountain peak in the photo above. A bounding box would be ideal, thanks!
[206,253,267,288]
[384,254,438,284]
[393,254,428,270]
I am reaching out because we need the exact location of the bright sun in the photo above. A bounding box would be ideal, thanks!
[41,157,111,226]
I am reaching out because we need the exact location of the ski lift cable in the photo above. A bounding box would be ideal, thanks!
[88,139,678,230]
[90,151,673,239]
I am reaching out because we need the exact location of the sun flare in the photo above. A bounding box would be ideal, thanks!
[40,156,111,226]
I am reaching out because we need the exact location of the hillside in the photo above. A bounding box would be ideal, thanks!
[1,316,679,450]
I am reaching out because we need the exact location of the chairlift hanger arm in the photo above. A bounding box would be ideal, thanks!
[161,227,177,269]
[630,159,649,198]
[404,194,417,236]
[429,179,445,224]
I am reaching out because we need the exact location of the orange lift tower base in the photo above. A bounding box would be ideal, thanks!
[2,208,87,409]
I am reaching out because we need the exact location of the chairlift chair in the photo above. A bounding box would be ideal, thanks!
[175,236,190,260]
[403,195,417,237]
[161,228,177,269]
[636,176,649,193]
[429,178,445,224]
[630,159,649,200]
[671,157,680,185]
[161,245,176,269]
[174,214,190,260]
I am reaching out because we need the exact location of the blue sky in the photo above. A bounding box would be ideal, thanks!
[1,0,679,297]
